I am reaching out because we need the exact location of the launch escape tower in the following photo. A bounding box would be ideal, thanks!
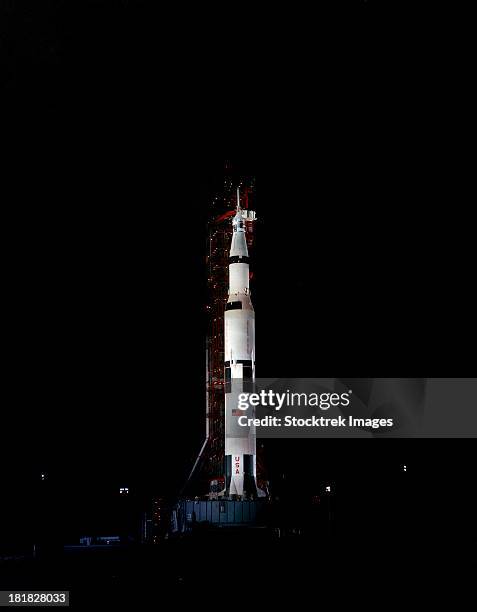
[183,166,267,499]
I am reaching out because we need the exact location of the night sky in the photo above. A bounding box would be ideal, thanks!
[2,2,475,539]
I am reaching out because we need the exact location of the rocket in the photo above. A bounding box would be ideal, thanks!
[224,188,258,499]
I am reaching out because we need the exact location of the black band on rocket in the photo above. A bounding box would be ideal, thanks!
[229,255,250,264]
[224,360,253,368]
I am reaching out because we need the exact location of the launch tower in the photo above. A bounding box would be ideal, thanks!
[183,165,267,499]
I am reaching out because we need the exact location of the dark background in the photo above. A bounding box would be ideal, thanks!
[1,1,475,545]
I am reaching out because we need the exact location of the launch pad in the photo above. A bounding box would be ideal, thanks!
[175,499,269,532]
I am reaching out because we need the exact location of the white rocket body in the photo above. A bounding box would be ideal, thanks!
[224,193,257,499]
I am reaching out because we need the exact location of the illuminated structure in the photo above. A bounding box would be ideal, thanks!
[183,164,266,499]
[224,190,257,498]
